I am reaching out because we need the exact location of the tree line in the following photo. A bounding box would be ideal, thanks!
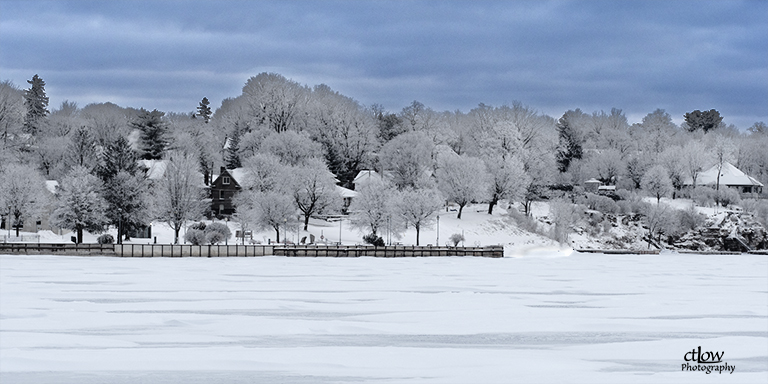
[0,73,766,245]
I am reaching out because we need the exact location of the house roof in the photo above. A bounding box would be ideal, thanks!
[684,161,764,187]
[337,185,358,198]
[138,159,167,180]
[45,180,58,194]
[353,170,380,183]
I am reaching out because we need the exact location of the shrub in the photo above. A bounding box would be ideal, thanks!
[692,187,715,207]
[449,233,465,246]
[204,222,232,244]
[677,203,706,232]
[189,222,206,231]
[97,234,114,244]
[716,188,741,208]
[185,229,206,245]
[363,233,385,247]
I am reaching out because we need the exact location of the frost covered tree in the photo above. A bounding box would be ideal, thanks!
[348,178,395,235]
[234,190,296,244]
[0,163,47,236]
[23,74,49,135]
[392,188,443,246]
[196,97,212,123]
[154,153,208,244]
[50,167,109,243]
[485,155,529,215]
[643,203,673,247]
[436,153,488,219]
[711,136,735,191]
[379,131,434,190]
[286,158,340,230]
[132,108,169,160]
[680,141,709,188]
[638,109,678,155]
[239,153,284,193]
[0,80,25,150]
[307,84,378,187]
[549,198,580,243]
[261,130,323,166]
[659,146,686,198]
[65,127,99,171]
[641,165,673,204]
[80,102,130,147]
[242,72,309,133]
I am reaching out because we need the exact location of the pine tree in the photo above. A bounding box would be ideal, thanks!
[96,136,138,181]
[555,110,585,173]
[23,74,49,135]
[197,97,212,123]
[224,129,242,169]
[132,108,168,160]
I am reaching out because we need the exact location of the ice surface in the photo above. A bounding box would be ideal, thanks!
[1,253,766,383]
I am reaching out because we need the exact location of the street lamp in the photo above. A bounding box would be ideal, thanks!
[339,215,342,245]
[6,206,11,239]
[436,214,440,246]
[283,218,287,245]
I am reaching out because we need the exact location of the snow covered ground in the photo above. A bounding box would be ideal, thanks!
[1,252,766,383]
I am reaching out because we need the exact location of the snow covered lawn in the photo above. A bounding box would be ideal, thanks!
[1,253,766,383]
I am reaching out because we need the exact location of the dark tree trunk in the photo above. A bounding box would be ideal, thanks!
[488,197,498,215]
[77,227,83,244]
[457,204,465,219]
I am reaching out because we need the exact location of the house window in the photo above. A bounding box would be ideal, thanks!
[219,190,225,200]
[223,176,230,185]
[219,204,224,213]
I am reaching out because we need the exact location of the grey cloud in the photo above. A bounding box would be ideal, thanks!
[0,0,765,128]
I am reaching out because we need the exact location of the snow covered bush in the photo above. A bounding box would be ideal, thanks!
[97,234,114,244]
[362,233,385,247]
[715,188,740,208]
[449,233,465,247]
[184,229,206,245]
[205,223,232,244]
[190,222,206,231]
[692,188,716,207]
[577,193,619,214]
[676,204,706,233]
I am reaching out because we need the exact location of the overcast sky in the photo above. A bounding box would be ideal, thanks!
[1,0,766,128]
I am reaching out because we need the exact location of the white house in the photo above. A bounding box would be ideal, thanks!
[683,161,764,194]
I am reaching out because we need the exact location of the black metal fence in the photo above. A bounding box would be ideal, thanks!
[273,245,504,258]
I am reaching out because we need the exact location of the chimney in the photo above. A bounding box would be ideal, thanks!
[220,166,226,174]
[204,169,209,186]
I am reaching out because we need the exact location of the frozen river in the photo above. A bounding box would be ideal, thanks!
[1,252,766,383]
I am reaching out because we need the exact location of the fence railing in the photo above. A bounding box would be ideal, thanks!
[273,245,504,258]
[0,243,505,258]
[2,234,41,243]
[113,244,274,257]
[0,243,114,255]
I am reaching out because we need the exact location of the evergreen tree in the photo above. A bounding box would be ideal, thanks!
[197,97,212,123]
[555,110,585,173]
[50,167,110,243]
[684,109,723,133]
[102,171,148,244]
[96,136,138,181]
[224,129,242,169]
[23,74,49,135]
[132,108,168,160]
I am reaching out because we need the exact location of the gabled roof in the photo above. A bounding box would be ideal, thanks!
[337,185,358,198]
[45,180,58,194]
[138,159,167,180]
[684,161,764,187]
